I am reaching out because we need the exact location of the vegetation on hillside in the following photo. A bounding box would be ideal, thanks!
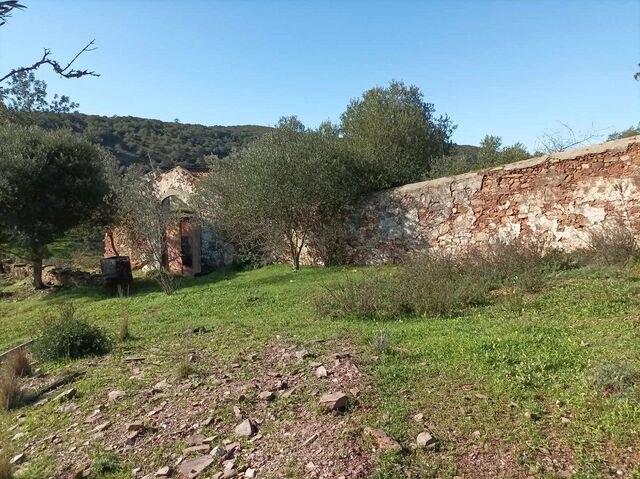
[21,112,270,169]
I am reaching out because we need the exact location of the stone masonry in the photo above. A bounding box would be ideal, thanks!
[346,136,640,263]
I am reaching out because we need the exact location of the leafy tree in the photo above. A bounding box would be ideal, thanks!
[477,135,503,165]
[607,123,640,141]
[0,124,112,288]
[340,80,455,190]
[196,117,359,270]
[0,71,79,113]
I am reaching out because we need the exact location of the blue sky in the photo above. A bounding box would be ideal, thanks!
[1,0,638,150]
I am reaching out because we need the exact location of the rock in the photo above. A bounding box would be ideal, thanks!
[183,445,210,455]
[233,406,242,418]
[55,388,77,402]
[416,431,436,449]
[9,453,25,465]
[153,380,169,393]
[177,455,214,478]
[258,390,275,401]
[85,410,103,423]
[561,416,571,424]
[309,361,323,368]
[108,390,126,402]
[11,432,25,441]
[92,421,111,433]
[155,466,170,477]
[244,468,256,478]
[315,366,328,378]
[124,356,145,362]
[295,350,309,359]
[210,445,226,458]
[234,419,257,437]
[126,430,141,443]
[127,421,145,432]
[186,434,206,446]
[319,392,348,411]
[57,402,79,413]
[303,433,318,446]
[364,427,402,452]
[413,413,424,423]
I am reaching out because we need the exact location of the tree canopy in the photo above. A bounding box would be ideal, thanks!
[0,123,113,287]
[340,80,455,190]
[196,117,359,269]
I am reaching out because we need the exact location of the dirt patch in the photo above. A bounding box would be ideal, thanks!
[7,339,373,478]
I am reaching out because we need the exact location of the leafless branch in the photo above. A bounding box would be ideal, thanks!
[535,122,607,154]
[0,40,99,83]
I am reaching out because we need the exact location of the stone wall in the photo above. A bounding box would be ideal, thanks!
[346,136,640,264]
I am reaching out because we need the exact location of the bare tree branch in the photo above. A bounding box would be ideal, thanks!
[0,40,99,83]
[0,1,25,26]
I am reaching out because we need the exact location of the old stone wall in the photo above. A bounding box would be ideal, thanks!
[346,136,640,263]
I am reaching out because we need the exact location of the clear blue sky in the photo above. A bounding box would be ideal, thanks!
[1,0,638,150]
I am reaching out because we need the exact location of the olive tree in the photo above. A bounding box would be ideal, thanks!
[195,117,358,270]
[0,124,112,288]
[340,80,455,190]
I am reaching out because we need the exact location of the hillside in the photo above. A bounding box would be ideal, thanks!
[26,112,271,168]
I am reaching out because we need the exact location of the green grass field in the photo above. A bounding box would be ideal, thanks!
[0,264,639,478]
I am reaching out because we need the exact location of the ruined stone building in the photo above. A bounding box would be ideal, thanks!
[104,136,640,274]
[104,166,231,276]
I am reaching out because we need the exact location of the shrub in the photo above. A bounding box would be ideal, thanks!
[400,253,491,316]
[4,349,32,377]
[592,363,639,397]
[0,365,22,411]
[586,222,639,266]
[92,452,121,474]
[34,304,112,361]
[316,273,407,320]
[316,241,563,320]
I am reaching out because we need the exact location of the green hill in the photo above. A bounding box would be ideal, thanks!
[27,112,271,168]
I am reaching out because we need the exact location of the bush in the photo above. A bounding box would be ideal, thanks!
[4,349,32,377]
[92,452,121,474]
[586,222,639,266]
[34,304,112,361]
[316,273,408,320]
[317,242,564,320]
[593,363,639,397]
[0,365,22,411]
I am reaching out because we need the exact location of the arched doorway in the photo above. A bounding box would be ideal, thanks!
[160,195,202,276]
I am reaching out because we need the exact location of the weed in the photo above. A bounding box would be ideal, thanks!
[0,451,13,479]
[586,221,638,266]
[34,303,112,361]
[4,349,32,377]
[118,315,131,341]
[370,330,392,353]
[592,362,639,397]
[0,365,22,410]
[176,361,195,380]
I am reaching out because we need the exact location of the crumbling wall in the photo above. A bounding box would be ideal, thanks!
[347,136,640,263]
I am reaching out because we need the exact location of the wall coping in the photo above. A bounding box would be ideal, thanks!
[389,135,640,196]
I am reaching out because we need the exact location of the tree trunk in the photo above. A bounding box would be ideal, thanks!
[292,252,300,271]
[32,258,45,289]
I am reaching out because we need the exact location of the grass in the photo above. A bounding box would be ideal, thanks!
[0,264,639,477]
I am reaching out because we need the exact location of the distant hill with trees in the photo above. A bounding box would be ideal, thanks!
[24,112,271,168]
